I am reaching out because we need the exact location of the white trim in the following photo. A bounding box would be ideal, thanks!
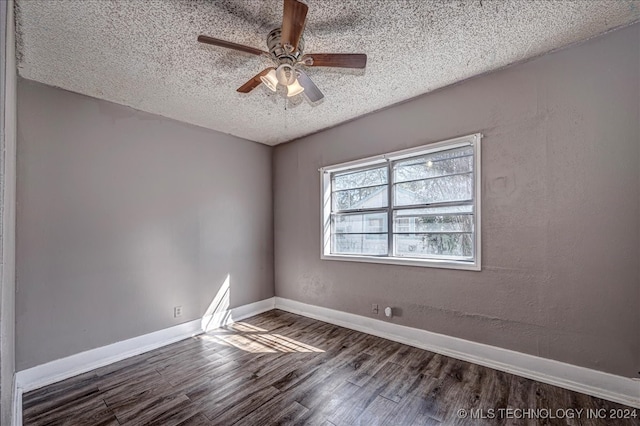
[13,296,276,421]
[384,136,476,162]
[274,297,640,409]
[318,133,481,173]
[227,297,275,321]
[12,295,638,423]
[12,297,276,424]
[320,133,482,271]
[15,319,203,394]
[201,297,275,332]
[2,0,17,425]
[319,156,387,174]
[11,375,20,426]
[473,132,482,271]
[321,253,480,271]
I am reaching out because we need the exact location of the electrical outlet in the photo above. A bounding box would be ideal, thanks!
[372,304,379,314]
[174,306,183,318]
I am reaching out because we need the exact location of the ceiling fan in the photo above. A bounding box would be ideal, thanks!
[197,0,367,103]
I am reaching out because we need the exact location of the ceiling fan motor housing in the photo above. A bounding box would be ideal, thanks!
[267,28,304,64]
[196,0,365,102]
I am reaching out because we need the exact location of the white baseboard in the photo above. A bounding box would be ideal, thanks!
[15,318,203,395]
[12,295,638,426]
[274,297,640,409]
[13,297,276,425]
[201,297,275,332]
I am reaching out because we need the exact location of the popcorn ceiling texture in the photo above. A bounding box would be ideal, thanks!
[15,0,640,145]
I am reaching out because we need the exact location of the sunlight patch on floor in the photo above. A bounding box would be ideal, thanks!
[200,326,325,353]
[226,322,267,333]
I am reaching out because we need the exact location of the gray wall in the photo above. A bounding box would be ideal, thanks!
[274,24,640,377]
[16,80,274,370]
[1,0,17,423]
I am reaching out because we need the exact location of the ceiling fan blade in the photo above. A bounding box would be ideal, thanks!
[296,69,324,102]
[281,0,308,52]
[237,67,275,93]
[198,35,267,56]
[302,53,367,69]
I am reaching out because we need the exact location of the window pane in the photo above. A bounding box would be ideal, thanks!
[333,212,388,234]
[333,166,388,191]
[400,205,473,215]
[394,173,472,206]
[333,185,388,211]
[332,234,388,255]
[394,146,473,183]
[394,210,473,233]
[394,233,473,258]
[323,135,479,267]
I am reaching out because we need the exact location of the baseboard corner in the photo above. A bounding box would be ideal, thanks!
[274,296,640,409]
[15,296,276,397]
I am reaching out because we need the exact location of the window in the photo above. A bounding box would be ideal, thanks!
[321,133,481,270]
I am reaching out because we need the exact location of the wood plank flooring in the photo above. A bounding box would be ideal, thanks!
[23,310,639,425]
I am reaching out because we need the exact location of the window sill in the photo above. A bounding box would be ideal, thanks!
[321,254,481,271]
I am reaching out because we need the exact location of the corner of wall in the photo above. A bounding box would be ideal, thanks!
[269,144,277,298]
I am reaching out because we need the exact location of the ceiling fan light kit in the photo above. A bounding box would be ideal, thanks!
[260,69,279,92]
[197,0,367,105]
[286,76,305,97]
[259,64,305,97]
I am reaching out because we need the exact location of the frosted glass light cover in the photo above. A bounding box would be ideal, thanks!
[287,79,305,97]
[276,64,296,86]
[260,69,278,92]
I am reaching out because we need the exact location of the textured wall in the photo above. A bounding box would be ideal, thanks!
[1,0,17,423]
[274,24,640,377]
[16,80,274,370]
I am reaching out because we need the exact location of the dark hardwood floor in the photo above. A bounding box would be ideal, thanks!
[23,310,639,425]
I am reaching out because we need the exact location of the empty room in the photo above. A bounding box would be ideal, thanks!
[0,0,639,425]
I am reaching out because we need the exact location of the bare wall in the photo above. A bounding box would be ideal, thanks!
[16,80,274,370]
[274,24,640,377]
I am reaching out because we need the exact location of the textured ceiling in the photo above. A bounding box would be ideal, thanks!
[15,0,640,145]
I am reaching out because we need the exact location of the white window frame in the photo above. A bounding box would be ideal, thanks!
[320,133,482,271]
